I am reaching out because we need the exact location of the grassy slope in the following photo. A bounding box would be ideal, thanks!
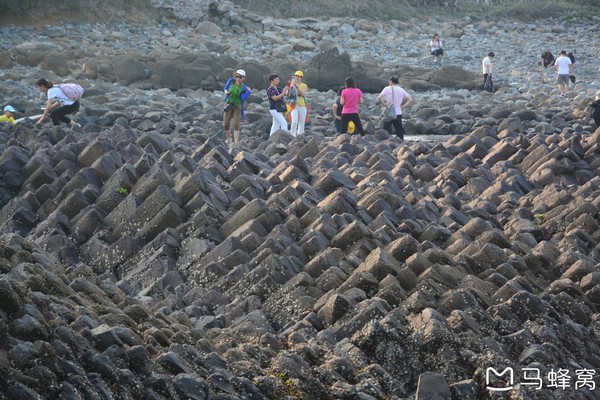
[0,0,598,27]
[0,0,154,26]
[0,0,598,26]
[233,0,599,21]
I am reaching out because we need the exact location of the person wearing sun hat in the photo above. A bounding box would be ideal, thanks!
[0,105,16,124]
[223,69,252,145]
[289,70,308,137]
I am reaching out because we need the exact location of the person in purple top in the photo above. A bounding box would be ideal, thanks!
[267,73,289,136]
[340,77,365,136]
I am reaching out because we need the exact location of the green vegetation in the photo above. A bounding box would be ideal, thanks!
[274,371,305,399]
[232,0,599,21]
[116,186,129,196]
[0,0,153,24]
[0,0,597,26]
[534,213,546,225]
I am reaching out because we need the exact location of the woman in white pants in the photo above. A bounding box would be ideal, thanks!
[290,70,308,137]
[267,73,289,135]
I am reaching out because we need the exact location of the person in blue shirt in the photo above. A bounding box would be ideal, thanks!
[223,69,252,146]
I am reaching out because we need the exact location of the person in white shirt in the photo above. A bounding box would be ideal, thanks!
[554,50,573,96]
[482,52,495,92]
[377,75,412,140]
[429,33,444,65]
[35,78,81,128]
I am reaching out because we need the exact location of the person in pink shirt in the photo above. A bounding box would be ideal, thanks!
[340,77,365,136]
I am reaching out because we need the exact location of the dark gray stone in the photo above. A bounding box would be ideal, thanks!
[415,372,451,399]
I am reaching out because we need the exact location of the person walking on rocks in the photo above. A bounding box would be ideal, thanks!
[482,52,495,92]
[289,70,308,137]
[0,105,16,125]
[340,77,365,136]
[223,69,252,145]
[377,75,412,140]
[35,78,81,128]
[267,73,289,136]
[429,33,444,66]
[554,51,573,97]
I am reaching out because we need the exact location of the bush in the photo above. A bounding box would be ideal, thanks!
[232,0,599,21]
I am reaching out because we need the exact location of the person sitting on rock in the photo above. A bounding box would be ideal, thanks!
[0,105,16,124]
[35,78,81,128]
[429,33,444,65]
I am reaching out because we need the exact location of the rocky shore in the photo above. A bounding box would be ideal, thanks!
[1,1,600,399]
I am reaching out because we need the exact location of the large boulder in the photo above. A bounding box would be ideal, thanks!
[306,48,353,92]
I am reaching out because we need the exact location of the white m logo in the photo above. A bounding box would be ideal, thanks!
[486,367,514,392]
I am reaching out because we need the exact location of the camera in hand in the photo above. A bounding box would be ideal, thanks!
[223,102,233,112]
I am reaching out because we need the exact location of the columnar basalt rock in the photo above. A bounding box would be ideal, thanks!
[1,1,600,398]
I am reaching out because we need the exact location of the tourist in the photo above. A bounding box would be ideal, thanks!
[377,75,412,140]
[289,70,308,137]
[429,33,444,65]
[567,51,576,88]
[267,73,289,136]
[539,51,555,68]
[35,78,81,128]
[223,69,252,145]
[0,105,16,125]
[554,50,572,97]
[332,87,344,134]
[340,77,365,136]
[590,92,600,128]
[482,52,495,92]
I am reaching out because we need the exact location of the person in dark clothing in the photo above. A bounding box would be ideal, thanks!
[591,93,600,128]
[332,87,344,133]
[539,51,555,68]
[567,51,576,85]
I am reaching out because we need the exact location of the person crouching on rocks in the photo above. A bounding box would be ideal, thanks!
[223,69,251,146]
[35,78,81,128]
[539,51,555,68]
[429,33,444,66]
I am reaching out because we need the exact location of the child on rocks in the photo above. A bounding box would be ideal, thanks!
[0,105,16,124]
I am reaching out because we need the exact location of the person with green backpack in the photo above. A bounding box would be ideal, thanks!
[223,69,252,146]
